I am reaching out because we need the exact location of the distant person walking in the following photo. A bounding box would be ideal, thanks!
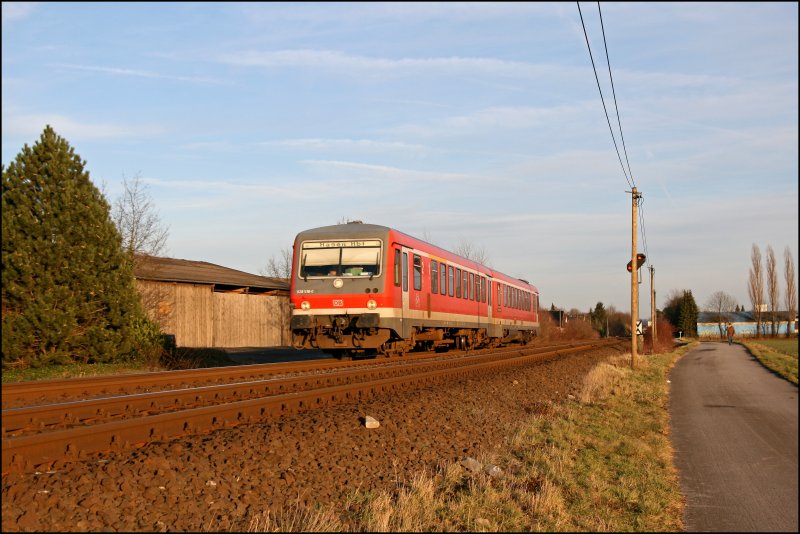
[726,322,735,345]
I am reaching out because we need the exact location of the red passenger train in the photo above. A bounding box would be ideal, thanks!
[290,222,539,358]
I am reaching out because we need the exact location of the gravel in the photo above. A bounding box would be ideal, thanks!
[2,344,623,532]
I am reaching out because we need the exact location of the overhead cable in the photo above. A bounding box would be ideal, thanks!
[597,2,636,188]
[576,1,633,189]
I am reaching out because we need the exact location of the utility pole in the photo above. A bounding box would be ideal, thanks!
[629,187,641,369]
[650,266,657,351]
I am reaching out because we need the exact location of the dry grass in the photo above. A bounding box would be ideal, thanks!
[245,501,342,532]
[741,339,798,385]
[577,353,630,404]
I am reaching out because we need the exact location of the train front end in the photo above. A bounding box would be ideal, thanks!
[289,223,395,357]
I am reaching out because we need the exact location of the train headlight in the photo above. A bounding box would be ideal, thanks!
[332,278,344,288]
[367,299,377,310]
[300,301,311,311]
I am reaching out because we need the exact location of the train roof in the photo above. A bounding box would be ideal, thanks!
[294,222,391,240]
[294,222,537,291]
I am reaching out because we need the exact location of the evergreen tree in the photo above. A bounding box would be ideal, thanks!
[590,301,607,337]
[662,289,698,337]
[2,126,145,367]
[677,290,699,337]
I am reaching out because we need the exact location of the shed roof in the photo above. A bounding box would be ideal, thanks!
[133,255,289,292]
[697,311,796,323]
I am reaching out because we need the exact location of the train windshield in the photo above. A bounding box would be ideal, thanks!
[299,240,382,278]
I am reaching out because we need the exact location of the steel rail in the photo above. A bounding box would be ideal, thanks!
[2,339,623,475]
[2,341,589,408]
[2,341,606,436]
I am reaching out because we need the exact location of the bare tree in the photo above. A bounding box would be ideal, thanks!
[112,172,169,261]
[112,173,170,331]
[748,244,765,338]
[785,247,797,338]
[454,238,490,266]
[260,247,293,279]
[766,245,779,336]
[705,290,737,338]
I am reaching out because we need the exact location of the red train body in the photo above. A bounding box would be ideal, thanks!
[290,222,539,357]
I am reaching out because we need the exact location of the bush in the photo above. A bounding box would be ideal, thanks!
[127,316,170,368]
[643,318,677,353]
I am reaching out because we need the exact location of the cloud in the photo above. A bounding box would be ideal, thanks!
[260,138,428,153]
[51,63,228,85]
[2,112,164,140]
[385,103,593,139]
[1,2,37,24]
[301,159,469,184]
[215,49,574,79]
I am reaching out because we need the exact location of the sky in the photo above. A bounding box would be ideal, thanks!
[2,2,798,316]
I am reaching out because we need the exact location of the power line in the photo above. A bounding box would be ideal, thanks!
[597,2,635,187]
[638,196,651,265]
[576,1,633,189]
[579,2,651,265]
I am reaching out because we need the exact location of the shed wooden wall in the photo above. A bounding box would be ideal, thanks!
[136,280,291,347]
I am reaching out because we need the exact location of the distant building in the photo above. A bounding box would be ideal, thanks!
[134,255,290,348]
[697,311,797,338]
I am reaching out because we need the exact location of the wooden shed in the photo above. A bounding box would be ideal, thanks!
[133,256,290,348]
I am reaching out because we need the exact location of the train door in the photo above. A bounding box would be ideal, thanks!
[410,252,423,318]
[486,276,493,328]
[401,247,411,337]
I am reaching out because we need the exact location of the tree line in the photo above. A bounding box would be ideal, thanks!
[747,244,796,337]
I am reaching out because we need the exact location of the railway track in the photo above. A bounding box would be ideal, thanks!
[2,339,624,475]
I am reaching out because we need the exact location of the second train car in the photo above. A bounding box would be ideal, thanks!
[289,222,539,358]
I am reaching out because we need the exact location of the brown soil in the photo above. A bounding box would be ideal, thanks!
[1,344,625,532]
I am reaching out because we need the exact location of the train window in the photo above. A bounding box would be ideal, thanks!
[481,277,487,304]
[469,273,475,301]
[497,283,502,307]
[440,263,447,295]
[463,271,469,300]
[448,266,454,297]
[431,260,438,294]
[300,240,382,278]
[402,252,408,292]
[413,255,422,291]
[394,249,401,286]
[455,268,462,298]
[504,285,508,307]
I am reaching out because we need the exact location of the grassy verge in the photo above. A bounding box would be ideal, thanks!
[740,338,798,385]
[248,343,696,532]
[1,348,234,383]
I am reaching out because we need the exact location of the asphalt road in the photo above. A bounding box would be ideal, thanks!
[669,342,798,532]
